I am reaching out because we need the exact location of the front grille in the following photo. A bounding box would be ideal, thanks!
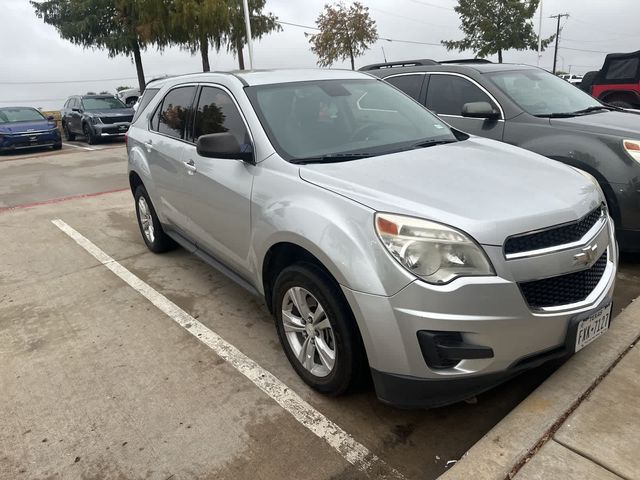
[505,206,603,255]
[100,116,132,124]
[519,251,608,309]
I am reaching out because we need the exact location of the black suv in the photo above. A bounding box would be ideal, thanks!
[363,60,640,251]
[61,95,134,144]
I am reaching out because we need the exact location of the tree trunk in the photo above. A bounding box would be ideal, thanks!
[498,49,503,63]
[132,40,146,93]
[200,34,210,72]
[236,38,245,70]
[350,50,355,70]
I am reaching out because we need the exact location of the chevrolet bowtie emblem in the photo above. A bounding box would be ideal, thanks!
[574,244,598,266]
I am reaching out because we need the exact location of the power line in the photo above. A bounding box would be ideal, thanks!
[276,19,444,46]
[404,0,455,11]
[0,76,140,86]
[558,46,610,54]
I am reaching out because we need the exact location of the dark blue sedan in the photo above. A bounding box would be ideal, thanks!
[0,107,62,153]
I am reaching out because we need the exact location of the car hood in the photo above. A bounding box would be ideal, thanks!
[299,138,601,246]
[85,109,134,117]
[550,110,640,138]
[0,120,54,133]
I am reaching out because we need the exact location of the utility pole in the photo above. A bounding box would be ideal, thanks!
[536,0,543,66]
[550,13,569,74]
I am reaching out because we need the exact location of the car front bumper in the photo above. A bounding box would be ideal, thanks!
[93,123,130,136]
[0,130,61,151]
[342,222,618,408]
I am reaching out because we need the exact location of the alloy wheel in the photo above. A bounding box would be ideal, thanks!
[281,287,336,377]
[137,196,155,243]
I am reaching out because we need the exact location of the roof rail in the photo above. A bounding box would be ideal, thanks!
[359,59,438,71]
[439,58,493,64]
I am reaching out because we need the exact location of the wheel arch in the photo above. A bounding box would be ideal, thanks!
[599,89,640,107]
[261,241,339,314]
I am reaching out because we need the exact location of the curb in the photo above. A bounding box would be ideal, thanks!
[439,295,640,480]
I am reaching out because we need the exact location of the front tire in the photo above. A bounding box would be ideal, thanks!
[134,185,177,253]
[273,263,366,395]
[83,123,97,145]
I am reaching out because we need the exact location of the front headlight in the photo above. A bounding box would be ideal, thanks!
[375,213,494,285]
[623,139,640,163]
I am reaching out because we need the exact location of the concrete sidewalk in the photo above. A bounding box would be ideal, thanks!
[442,294,640,480]
[515,336,640,480]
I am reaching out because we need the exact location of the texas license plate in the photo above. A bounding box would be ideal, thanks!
[575,304,611,352]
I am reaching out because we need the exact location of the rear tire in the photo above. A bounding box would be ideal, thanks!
[52,142,62,151]
[63,123,75,141]
[134,185,177,253]
[272,263,367,395]
[607,100,634,109]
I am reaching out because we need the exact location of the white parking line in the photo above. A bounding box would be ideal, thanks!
[51,218,405,480]
[62,142,96,151]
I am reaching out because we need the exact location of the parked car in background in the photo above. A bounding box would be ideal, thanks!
[364,59,640,251]
[61,94,134,144]
[559,73,583,85]
[116,88,140,107]
[579,51,640,108]
[127,70,616,408]
[0,106,61,153]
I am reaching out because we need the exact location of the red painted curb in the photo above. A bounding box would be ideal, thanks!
[0,188,129,214]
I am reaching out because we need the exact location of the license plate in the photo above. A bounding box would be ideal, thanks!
[575,304,611,352]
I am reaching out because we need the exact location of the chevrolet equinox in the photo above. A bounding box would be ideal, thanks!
[126,70,617,408]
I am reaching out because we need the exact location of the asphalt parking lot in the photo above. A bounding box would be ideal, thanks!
[1,144,639,480]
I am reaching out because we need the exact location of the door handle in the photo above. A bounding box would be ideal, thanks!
[143,140,153,152]
[183,159,197,175]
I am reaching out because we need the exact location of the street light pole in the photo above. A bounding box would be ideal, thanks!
[550,13,569,74]
[242,0,254,70]
[537,0,543,66]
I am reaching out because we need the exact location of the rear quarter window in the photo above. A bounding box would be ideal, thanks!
[132,88,160,123]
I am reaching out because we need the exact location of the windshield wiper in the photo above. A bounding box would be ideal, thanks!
[536,105,619,118]
[291,152,374,164]
[411,139,458,149]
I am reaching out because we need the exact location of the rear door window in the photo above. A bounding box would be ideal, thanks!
[155,86,196,140]
[192,86,249,146]
[385,74,425,101]
[426,75,497,116]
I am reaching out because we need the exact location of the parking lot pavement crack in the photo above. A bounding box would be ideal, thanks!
[550,438,630,480]
[51,218,406,480]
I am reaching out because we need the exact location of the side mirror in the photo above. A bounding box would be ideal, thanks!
[196,132,254,163]
[462,102,500,120]
[47,115,55,121]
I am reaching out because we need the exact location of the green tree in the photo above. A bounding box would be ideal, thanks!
[442,0,554,63]
[31,0,156,91]
[223,0,281,70]
[116,85,134,91]
[308,2,377,70]
[168,0,228,72]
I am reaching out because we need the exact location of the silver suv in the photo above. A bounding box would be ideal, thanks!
[127,69,617,408]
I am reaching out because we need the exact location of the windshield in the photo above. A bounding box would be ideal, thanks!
[246,79,457,162]
[486,69,601,116]
[0,107,46,124]
[82,97,127,110]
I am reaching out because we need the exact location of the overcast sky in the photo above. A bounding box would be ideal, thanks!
[2,0,638,110]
